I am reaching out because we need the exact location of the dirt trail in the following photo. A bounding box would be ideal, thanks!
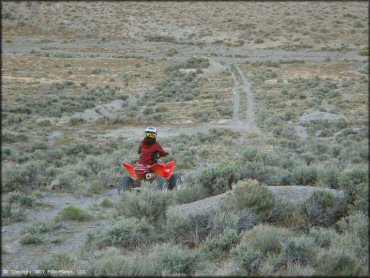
[235,65,261,134]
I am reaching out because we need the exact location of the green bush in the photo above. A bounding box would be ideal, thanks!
[38,253,74,271]
[101,198,114,208]
[91,252,160,276]
[197,164,239,196]
[315,249,365,276]
[318,167,343,189]
[235,224,291,256]
[281,235,316,265]
[229,180,275,219]
[115,186,174,223]
[55,171,82,192]
[23,220,62,235]
[86,217,156,249]
[309,227,337,248]
[84,155,105,174]
[153,243,201,275]
[20,233,44,245]
[202,228,240,260]
[236,210,258,234]
[175,185,208,204]
[166,209,238,245]
[300,190,344,227]
[3,161,47,191]
[334,212,368,264]
[232,247,264,274]
[8,192,34,207]
[87,181,104,195]
[57,206,93,221]
[292,166,318,185]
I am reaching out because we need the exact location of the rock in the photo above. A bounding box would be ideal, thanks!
[179,68,198,74]
[300,111,343,124]
[267,185,347,206]
[168,185,347,219]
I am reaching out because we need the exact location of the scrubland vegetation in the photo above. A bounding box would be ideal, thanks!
[2,1,368,276]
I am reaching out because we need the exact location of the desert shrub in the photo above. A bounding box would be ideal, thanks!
[236,210,259,234]
[340,167,368,193]
[229,180,275,219]
[2,203,27,223]
[3,161,47,191]
[145,34,177,43]
[86,217,156,249]
[69,117,86,125]
[55,171,81,192]
[309,227,337,248]
[91,252,160,276]
[266,198,298,227]
[153,243,201,275]
[197,164,240,196]
[300,190,344,227]
[23,220,62,235]
[292,166,318,185]
[20,233,44,245]
[64,142,93,155]
[349,182,368,214]
[166,209,238,245]
[175,185,208,204]
[115,186,174,223]
[202,228,240,260]
[235,224,292,256]
[281,235,316,265]
[165,48,177,56]
[87,180,104,195]
[318,167,343,189]
[38,253,74,271]
[75,166,92,177]
[8,192,35,207]
[2,132,29,142]
[101,198,114,208]
[92,68,103,74]
[56,206,93,221]
[166,57,209,73]
[232,247,264,274]
[334,212,368,264]
[315,249,365,276]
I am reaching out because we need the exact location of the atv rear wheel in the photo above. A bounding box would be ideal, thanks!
[168,173,182,190]
[117,176,133,194]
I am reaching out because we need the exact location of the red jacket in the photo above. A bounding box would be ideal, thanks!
[138,140,168,165]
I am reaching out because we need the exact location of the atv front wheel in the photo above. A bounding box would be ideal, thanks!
[117,176,133,194]
[168,173,182,190]
[156,177,168,191]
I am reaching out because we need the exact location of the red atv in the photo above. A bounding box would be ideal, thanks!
[117,160,181,193]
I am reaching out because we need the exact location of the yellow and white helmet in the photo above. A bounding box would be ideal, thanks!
[145,126,157,139]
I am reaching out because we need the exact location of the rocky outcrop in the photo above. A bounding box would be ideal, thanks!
[168,185,347,218]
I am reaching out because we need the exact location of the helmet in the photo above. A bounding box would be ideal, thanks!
[145,126,157,139]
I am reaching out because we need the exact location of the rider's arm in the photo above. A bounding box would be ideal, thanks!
[156,143,169,157]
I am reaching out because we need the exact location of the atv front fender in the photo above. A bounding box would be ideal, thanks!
[122,162,138,180]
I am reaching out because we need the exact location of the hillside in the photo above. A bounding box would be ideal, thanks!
[1,1,368,276]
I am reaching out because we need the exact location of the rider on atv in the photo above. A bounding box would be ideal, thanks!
[138,126,169,165]
[117,126,181,193]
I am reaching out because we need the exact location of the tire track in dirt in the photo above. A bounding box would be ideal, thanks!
[235,64,261,134]
[228,65,241,126]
